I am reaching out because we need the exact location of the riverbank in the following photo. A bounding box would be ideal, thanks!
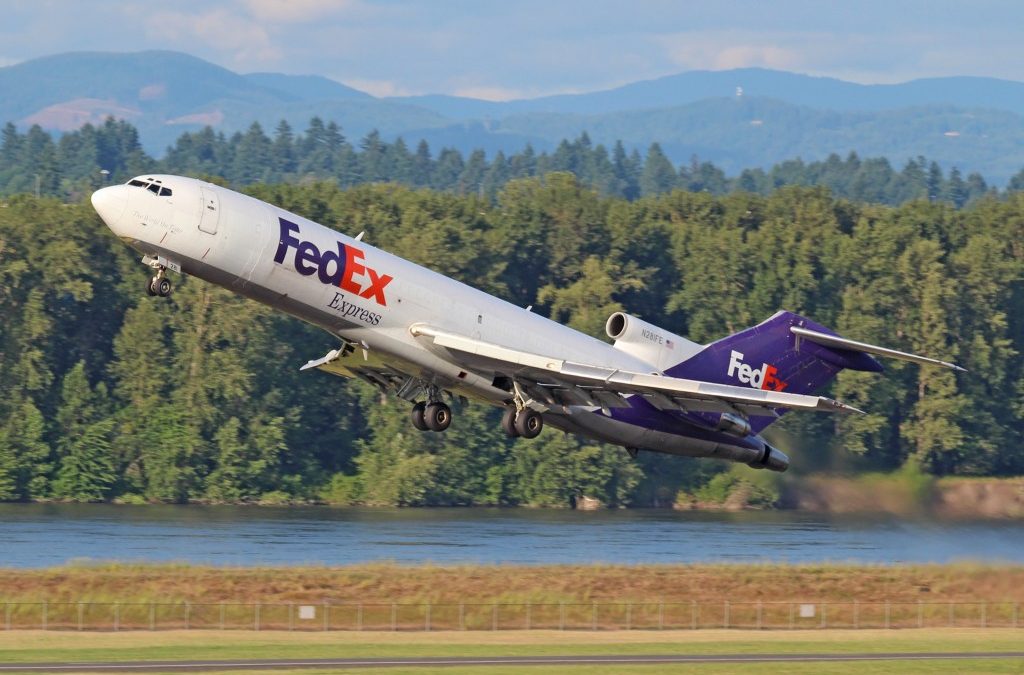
[673,471,1024,518]
[3,562,1022,604]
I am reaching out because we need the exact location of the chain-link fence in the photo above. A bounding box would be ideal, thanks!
[1,600,1021,631]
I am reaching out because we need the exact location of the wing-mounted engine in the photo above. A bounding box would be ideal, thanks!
[605,312,702,372]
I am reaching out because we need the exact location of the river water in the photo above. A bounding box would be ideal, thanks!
[1,504,1022,568]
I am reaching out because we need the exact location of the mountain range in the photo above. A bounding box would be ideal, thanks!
[5,50,1024,182]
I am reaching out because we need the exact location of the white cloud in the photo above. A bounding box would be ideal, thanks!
[146,8,283,68]
[450,85,533,102]
[338,78,412,97]
[239,0,360,24]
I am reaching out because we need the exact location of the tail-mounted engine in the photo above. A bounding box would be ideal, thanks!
[605,312,701,371]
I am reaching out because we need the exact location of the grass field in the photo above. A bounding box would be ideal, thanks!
[0,629,1022,674]
[2,561,1023,604]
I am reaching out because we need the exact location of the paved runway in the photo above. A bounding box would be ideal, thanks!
[2,652,1023,671]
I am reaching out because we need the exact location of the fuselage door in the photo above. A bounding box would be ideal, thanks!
[199,186,220,234]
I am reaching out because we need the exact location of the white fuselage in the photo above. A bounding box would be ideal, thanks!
[92,175,762,463]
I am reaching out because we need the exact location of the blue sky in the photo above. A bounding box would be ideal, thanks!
[4,0,1024,99]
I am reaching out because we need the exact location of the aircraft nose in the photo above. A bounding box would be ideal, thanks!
[91,185,128,230]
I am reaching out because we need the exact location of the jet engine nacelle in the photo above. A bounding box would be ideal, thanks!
[747,442,790,473]
[605,312,701,371]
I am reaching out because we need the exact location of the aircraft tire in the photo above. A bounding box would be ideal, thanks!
[156,278,172,297]
[501,407,519,438]
[514,409,543,439]
[146,277,158,296]
[424,402,452,432]
[410,401,429,431]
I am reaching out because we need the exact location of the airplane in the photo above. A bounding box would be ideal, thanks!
[91,175,964,473]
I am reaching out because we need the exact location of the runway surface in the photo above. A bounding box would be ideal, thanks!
[2,652,1023,671]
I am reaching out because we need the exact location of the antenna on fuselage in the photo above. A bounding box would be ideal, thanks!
[354,231,365,241]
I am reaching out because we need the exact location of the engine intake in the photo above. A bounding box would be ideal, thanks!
[605,312,701,371]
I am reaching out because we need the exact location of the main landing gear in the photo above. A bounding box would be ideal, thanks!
[502,407,544,439]
[411,400,452,432]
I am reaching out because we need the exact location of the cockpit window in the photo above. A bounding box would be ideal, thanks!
[126,178,172,197]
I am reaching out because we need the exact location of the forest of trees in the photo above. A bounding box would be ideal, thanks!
[6,117,1024,207]
[0,161,1021,506]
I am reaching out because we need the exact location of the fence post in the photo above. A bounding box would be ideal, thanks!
[918,601,922,629]
[492,604,498,631]
[356,603,361,632]
[255,603,260,632]
[459,603,464,631]
[659,601,665,630]
[949,602,954,627]
[591,602,597,631]
[854,600,859,629]
[756,601,762,630]
[114,603,119,632]
[1014,602,1018,628]
[626,603,631,631]
[789,602,794,630]
[185,602,190,630]
[425,602,431,632]
[78,602,83,631]
[4,603,8,631]
[884,601,890,629]
[391,603,396,632]
[690,601,695,630]
[821,602,827,629]
[526,603,531,631]
[724,600,729,629]
[149,602,154,631]
[982,602,987,629]
[42,601,47,631]
[559,602,565,631]
[220,603,225,631]
[323,602,328,632]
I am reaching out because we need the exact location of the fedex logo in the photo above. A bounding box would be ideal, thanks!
[274,218,393,306]
[727,350,788,392]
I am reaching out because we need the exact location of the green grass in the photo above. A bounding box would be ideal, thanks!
[0,628,1022,662]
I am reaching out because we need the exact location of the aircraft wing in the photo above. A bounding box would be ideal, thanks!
[410,325,863,417]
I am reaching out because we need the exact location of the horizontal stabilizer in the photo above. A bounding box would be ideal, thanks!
[790,326,966,372]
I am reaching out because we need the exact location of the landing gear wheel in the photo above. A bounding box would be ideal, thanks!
[501,407,520,438]
[155,277,172,297]
[146,277,158,296]
[410,402,429,432]
[514,409,543,439]
[424,401,452,432]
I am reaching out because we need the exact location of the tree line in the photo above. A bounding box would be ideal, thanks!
[0,170,1020,506]
[4,117,1024,207]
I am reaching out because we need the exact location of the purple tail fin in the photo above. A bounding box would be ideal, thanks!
[666,311,883,432]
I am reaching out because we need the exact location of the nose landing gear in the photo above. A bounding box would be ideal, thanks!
[147,273,172,297]
[142,255,176,298]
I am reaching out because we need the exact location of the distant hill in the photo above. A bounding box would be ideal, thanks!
[4,51,1024,181]
[393,68,1024,119]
